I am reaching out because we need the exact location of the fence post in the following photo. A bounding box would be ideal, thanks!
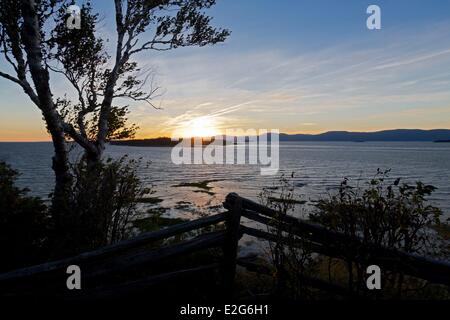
[222,194,242,296]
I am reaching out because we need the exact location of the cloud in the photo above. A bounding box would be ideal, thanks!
[371,48,450,71]
[123,22,450,136]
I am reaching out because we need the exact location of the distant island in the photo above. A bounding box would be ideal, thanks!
[110,129,450,147]
[110,137,218,147]
[111,137,179,147]
[278,129,450,142]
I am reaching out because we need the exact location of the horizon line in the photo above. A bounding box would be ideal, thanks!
[1,128,450,143]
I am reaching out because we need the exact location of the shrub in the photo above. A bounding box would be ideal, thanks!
[0,162,49,271]
[310,169,443,255]
[52,156,150,256]
[258,170,446,299]
[310,169,444,297]
[259,173,316,299]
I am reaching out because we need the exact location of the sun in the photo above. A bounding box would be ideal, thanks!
[179,117,219,138]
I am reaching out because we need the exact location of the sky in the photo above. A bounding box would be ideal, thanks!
[1,0,450,141]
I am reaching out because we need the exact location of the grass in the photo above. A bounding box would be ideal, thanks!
[133,214,186,233]
[146,206,168,215]
[172,179,219,191]
[193,190,216,196]
[174,201,192,210]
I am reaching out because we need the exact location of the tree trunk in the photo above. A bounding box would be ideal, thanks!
[20,0,72,229]
[96,66,121,158]
[96,2,127,157]
[85,148,101,169]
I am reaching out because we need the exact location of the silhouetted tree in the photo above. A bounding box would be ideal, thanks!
[0,0,229,234]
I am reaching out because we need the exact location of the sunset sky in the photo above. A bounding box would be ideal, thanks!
[1,0,450,141]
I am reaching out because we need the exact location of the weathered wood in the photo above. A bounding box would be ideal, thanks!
[243,209,366,258]
[222,193,243,295]
[226,194,351,246]
[232,194,450,286]
[240,225,330,256]
[0,212,227,283]
[3,192,449,298]
[1,231,227,296]
[87,230,226,280]
[62,263,221,300]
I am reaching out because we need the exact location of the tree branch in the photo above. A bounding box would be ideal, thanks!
[62,122,98,155]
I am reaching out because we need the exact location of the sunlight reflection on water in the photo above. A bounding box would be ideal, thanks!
[1,141,450,223]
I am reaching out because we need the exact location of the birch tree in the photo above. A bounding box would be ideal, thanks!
[0,0,229,228]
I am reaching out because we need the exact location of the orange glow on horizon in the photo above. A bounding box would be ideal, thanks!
[3,126,450,142]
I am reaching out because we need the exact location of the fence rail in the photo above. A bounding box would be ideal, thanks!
[225,192,450,287]
[0,211,230,296]
[1,192,449,298]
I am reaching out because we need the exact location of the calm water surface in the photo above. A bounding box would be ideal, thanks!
[1,141,450,221]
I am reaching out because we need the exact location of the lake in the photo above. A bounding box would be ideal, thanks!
[1,141,450,221]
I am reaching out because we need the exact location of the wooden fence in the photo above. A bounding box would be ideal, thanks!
[225,193,450,297]
[0,192,449,298]
[0,211,231,298]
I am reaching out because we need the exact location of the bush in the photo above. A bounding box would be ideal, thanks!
[258,170,447,300]
[0,162,49,271]
[309,169,445,297]
[310,169,443,255]
[52,156,150,256]
[259,173,316,299]
[0,156,150,267]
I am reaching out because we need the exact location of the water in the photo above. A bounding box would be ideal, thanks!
[1,141,450,220]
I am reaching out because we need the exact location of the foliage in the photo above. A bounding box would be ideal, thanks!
[0,0,230,148]
[50,2,140,143]
[0,162,49,271]
[258,170,446,300]
[259,173,316,299]
[0,0,230,234]
[0,156,151,263]
[45,0,230,149]
[310,169,443,255]
[54,156,151,255]
[309,169,444,297]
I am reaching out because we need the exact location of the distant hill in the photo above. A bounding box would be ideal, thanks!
[110,137,178,147]
[279,129,450,142]
[110,137,216,147]
[110,129,450,146]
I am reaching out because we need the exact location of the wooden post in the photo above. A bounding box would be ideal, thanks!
[222,194,243,297]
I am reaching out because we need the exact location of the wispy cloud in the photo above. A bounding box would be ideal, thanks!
[371,48,450,71]
[125,22,450,136]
